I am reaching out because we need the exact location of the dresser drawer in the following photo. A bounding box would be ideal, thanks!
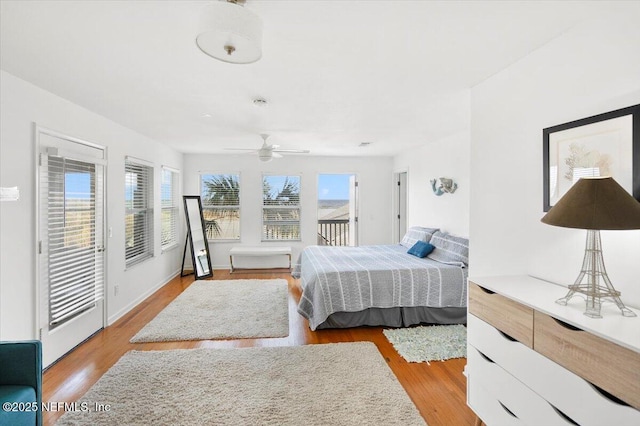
[468,282,534,347]
[468,345,577,426]
[469,314,640,425]
[468,314,532,374]
[534,312,640,410]
[516,335,640,426]
[467,373,523,426]
[467,315,640,426]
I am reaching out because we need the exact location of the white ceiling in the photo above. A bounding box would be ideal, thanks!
[0,1,613,156]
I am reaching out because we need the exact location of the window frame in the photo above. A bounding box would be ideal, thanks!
[262,174,302,242]
[160,165,180,252]
[125,156,154,268]
[199,172,241,241]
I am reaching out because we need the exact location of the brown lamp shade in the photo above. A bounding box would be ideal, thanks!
[541,177,640,230]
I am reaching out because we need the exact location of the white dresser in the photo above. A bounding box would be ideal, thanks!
[466,275,640,426]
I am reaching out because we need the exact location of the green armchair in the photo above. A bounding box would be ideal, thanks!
[0,340,43,426]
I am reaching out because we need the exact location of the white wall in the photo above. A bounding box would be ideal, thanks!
[183,154,393,269]
[469,10,640,308]
[0,71,184,340]
[393,129,470,237]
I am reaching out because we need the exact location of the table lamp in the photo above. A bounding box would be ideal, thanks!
[541,176,640,318]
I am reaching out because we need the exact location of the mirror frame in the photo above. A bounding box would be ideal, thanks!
[182,195,213,279]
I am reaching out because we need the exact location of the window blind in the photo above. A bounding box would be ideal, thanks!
[200,173,240,240]
[125,158,154,267]
[161,167,179,250]
[262,175,301,241]
[43,156,105,328]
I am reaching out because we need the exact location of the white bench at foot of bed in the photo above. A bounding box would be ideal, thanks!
[229,246,292,272]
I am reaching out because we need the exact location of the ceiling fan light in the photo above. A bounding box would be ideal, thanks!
[196,1,262,64]
[258,149,272,162]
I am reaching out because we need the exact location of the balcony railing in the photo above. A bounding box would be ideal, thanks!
[317,219,349,246]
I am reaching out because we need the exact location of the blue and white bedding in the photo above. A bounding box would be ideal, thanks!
[292,244,467,330]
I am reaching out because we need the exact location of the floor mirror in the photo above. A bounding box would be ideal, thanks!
[181,195,213,279]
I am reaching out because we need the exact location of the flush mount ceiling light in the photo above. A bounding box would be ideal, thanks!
[253,97,268,107]
[196,0,263,64]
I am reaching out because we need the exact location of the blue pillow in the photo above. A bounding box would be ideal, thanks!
[407,241,435,258]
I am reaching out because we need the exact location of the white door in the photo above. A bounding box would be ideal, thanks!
[349,176,359,246]
[37,130,106,367]
[396,172,408,243]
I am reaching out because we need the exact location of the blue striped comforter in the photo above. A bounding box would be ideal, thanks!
[292,245,467,330]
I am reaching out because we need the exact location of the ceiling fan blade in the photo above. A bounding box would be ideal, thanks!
[272,149,310,153]
[225,133,309,157]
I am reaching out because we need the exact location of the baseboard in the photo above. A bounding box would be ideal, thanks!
[228,267,292,274]
[107,269,180,326]
[213,264,230,270]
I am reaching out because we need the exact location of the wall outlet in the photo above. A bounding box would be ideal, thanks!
[114,285,119,296]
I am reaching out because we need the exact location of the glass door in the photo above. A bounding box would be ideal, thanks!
[38,131,105,367]
[317,174,358,246]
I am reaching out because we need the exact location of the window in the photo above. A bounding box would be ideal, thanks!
[125,157,154,267]
[200,173,240,240]
[262,175,301,241]
[161,166,179,250]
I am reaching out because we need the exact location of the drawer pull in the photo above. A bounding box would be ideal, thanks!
[475,348,495,364]
[497,330,517,342]
[588,382,630,407]
[551,317,582,331]
[498,401,518,419]
[550,405,579,425]
[478,285,495,295]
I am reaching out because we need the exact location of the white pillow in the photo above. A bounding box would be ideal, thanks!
[427,231,469,267]
[400,226,439,248]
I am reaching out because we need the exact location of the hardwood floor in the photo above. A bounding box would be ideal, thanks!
[43,270,475,425]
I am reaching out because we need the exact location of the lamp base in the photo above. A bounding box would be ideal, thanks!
[555,230,636,318]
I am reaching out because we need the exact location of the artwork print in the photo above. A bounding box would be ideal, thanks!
[549,115,632,206]
[543,104,639,212]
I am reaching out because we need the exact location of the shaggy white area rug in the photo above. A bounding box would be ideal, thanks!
[56,342,426,425]
[383,324,467,363]
[130,279,289,342]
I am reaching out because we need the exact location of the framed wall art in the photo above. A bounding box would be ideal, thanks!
[543,104,639,212]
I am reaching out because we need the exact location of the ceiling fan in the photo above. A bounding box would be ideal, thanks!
[225,134,310,162]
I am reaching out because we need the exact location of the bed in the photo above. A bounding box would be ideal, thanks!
[292,228,468,330]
